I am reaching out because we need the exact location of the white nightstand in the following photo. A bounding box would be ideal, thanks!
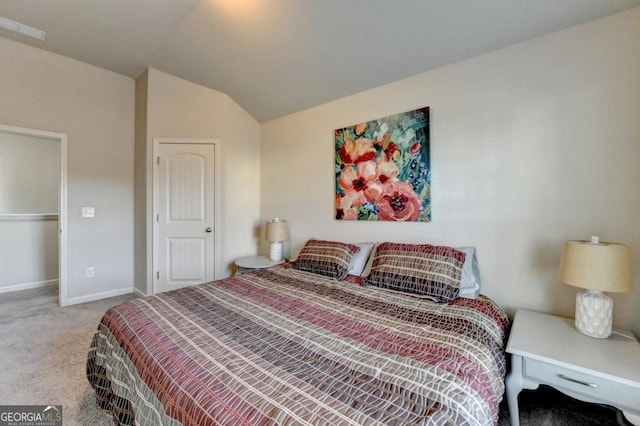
[506,310,640,426]
[234,255,283,275]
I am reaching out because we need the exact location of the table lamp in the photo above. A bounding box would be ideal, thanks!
[265,218,288,261]
[558,236,633,338]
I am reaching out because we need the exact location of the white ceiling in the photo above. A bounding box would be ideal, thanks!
[1,0,638,122]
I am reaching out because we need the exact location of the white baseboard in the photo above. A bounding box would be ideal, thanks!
[132,287,148,298]
[65,287,134,306]
[0,279,58,294]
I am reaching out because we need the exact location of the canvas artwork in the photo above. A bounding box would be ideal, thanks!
[335,106,430,222]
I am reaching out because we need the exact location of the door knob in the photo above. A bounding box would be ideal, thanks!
[205,227,212,233]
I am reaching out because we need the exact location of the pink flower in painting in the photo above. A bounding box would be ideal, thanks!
[338,161,383,206]
[339,137,376,165]
[376,156,399,184]
[378,180,421,221]
[410,142,421,156]
[335,194,357,220]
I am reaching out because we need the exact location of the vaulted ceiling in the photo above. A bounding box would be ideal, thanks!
[1,0,638,122]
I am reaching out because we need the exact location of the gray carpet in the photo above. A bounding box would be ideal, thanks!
[497,386,627,425]
[0,285,133,425]
[0,285,630,425]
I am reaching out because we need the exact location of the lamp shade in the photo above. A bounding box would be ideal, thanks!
[265,219,288,242]
[559,237,633,293]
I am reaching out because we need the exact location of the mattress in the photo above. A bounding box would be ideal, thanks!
[87,265,509,425]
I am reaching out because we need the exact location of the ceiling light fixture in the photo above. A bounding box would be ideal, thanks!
[0,16,46,41]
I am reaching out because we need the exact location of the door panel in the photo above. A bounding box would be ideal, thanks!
[168,154,205,221]
[169,238,205,281]
[156,143,215,293]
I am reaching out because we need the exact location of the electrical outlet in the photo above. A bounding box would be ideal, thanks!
[86,267,95,278]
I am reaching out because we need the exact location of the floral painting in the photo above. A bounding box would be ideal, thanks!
[335,107,430,222]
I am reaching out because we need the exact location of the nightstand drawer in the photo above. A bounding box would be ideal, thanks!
[523,358,640,409]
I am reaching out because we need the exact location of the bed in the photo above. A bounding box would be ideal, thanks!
[87,241,509,425]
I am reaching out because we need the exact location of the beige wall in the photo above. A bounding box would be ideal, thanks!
[135,68,261,295]
[0,37,135,303]
[0,217,59,291]
[0,133,59,214]
[261,8,640,334]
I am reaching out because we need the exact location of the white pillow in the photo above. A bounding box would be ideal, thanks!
[361,243,378,277]
[348,242,376,276]
[457,246,481,299]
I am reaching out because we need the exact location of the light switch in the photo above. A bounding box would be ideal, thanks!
[82,207,95,218]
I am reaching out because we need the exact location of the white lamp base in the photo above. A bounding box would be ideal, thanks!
[575,290,613,339]
[269,241,283,262]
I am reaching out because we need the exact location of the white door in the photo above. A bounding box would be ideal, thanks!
[155,142,215,293]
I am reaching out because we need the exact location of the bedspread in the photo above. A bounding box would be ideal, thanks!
[87,266,509,425]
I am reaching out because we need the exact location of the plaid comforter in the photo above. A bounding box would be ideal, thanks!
[87,265,509,425]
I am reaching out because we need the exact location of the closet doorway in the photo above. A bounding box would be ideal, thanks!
[0,124,68,306]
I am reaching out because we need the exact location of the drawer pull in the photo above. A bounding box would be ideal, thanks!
[557,374,598,388]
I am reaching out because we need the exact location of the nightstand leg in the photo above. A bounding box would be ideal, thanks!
[506,355,524,426]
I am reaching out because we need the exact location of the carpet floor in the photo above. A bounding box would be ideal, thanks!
[0,285,133,425]
[0,286,630,425]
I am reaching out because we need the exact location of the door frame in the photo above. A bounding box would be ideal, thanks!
[152,138,221,294]
[0,124,68,306]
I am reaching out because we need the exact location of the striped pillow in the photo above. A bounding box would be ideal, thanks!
[362,242,465,302]
[293,239,360,280]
